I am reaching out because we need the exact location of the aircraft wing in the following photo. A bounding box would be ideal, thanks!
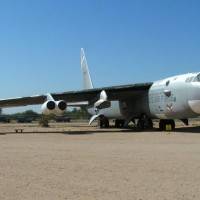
[0,82,153,108]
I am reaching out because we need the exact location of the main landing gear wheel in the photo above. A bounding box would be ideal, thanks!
[98,117,109,128]
[137,119,145,130]
[115,119,125,128]
[137,114,153,131]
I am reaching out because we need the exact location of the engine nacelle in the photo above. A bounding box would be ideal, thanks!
[55,100,67,115]
[41,100,67,115]
[41,100,55,115]
[94,90,111,109]
[94,99,111,109]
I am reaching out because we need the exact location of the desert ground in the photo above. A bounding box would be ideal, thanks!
[1,120,200,200]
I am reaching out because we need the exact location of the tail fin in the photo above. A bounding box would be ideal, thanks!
[81,48,94,89]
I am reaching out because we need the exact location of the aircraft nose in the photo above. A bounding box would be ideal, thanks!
[188,100,200,114]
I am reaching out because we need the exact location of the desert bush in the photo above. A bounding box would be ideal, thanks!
[39,116,49,127]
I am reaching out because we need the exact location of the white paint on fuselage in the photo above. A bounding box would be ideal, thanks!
[188,100,200,114]
[149,72,200,119]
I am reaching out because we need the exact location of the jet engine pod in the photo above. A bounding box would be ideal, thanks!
[41,100,56,115]
[41,93,67,115]
[41,100,67,115]
[54,100,67,115]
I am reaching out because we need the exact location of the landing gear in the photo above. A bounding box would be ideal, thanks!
[159,119,175,131]
[137,114,153,130]
[137,118,145,130]
[98,117,109,128]
[115,119,125,128]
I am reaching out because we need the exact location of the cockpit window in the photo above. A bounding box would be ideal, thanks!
[197,74,200,82]
[189,76,194,82]
[185,76,196,83]
[185,77,190,83]
[193,76,198,82]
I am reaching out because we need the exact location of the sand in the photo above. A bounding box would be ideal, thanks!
[0,121,200,200]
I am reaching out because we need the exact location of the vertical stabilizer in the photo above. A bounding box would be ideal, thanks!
[81,48,94,89]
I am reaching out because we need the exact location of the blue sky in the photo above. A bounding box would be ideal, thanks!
[0,0,200,114]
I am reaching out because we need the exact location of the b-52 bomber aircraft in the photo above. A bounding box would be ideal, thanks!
[0,48,200,131]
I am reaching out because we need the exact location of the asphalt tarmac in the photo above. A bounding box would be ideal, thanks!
[0,122,200,200]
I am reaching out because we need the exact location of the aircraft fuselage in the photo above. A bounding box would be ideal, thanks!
[88,73,200,122]
[148,73,200,119]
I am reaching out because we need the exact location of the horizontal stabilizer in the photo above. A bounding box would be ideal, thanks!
[67,101,88,107]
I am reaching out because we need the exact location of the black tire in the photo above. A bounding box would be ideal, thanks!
[137,119,145,130]
[98,118,109,128]
[115,119,125,128]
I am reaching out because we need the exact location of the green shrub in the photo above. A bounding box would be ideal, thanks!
[39,116,49,127]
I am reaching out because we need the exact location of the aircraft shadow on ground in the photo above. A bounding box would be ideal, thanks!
[0,128,138,135]
[0,131,94,135]
[0,126,200,135]
[173,126,200,133]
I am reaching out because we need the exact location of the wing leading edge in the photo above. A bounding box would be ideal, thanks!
[0,82,153,108]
